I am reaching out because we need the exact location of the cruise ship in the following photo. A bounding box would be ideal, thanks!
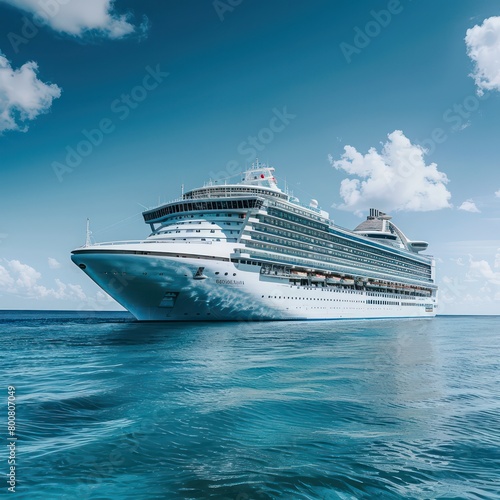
[71,161,437,321]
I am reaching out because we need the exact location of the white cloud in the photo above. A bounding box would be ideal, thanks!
[0,53,61,133]
[458,199,481,213]
[495,189,500,198]
[0,0,143,39]
[9,259,42,289]
[0,258,122,310]
[96,290,115,303]
[465,16,500,95]
[467,255,500,285]
[6,259,57,298]
[0,264,15,288]
[48,257,61,269]
[328,130,452,215]
[438,246,500,314]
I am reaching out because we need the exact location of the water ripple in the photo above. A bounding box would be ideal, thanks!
[2,313,499,499]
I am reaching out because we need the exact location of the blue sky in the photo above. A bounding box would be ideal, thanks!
[1,0,499,314]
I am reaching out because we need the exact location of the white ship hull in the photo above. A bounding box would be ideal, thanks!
[71,246,437,321]
[72,162,438,321]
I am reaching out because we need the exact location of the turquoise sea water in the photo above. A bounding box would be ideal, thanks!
[1,312,499,499]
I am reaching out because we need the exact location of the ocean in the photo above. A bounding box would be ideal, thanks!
[2,312,499,499]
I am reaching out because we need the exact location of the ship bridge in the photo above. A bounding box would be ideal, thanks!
[239,160,281,190]
[182,160,287,202]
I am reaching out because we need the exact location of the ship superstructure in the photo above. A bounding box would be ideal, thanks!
[72,161,437,320]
